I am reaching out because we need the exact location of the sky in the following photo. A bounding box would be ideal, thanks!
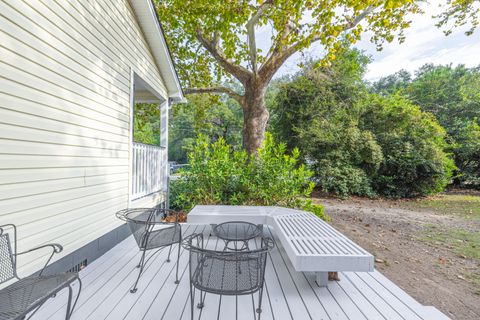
[271,1,480,81]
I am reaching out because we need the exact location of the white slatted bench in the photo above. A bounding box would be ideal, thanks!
[188,205,374,286]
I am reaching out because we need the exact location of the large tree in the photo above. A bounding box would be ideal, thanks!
[156,0,420,153]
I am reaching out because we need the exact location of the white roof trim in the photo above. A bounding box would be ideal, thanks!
[130,0,184,101]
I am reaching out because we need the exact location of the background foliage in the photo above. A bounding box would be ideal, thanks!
[133,103,161,145]
[269,49,454,198]
[372,64,480,188]
[169,94,243,163]
[166,50,479,198]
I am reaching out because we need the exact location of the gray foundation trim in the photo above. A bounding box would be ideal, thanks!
[43,223,130,275]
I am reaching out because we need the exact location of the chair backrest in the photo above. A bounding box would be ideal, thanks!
[0,230,16,284]
[116,208,179,249]
[184,234,274,295]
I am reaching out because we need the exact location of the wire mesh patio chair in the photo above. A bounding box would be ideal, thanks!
[183,233,274,320]
[116,207,182,293]
[0,224,81,320]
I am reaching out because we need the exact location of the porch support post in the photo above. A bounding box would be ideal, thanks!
[160,100,169,207]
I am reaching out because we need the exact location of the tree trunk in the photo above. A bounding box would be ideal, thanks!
[242,85,269,154]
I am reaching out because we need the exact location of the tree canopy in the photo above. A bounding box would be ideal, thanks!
[436,0,480,35]
[156,0,421,153]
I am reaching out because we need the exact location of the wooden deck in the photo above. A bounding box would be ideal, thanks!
[33,224,449,320]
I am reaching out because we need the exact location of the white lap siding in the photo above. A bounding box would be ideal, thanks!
[0,0,168,276]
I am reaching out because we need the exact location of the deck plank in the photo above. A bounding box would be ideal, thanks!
[30,223,448,320]
[355,272,423,320]
[105,225,198,320]
[265,227,331,320]
[142,225,207,320]
[343,272,404,320]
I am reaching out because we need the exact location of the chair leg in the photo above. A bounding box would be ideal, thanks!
[189,283,195,320]
[131,250,147,293]
[167,244,173,262]
[197,290,204,309]
[70,278,82,318]
[256,285,264,319]
[65,285,73,320]
[174,242,181,284]
[136,248,146,268]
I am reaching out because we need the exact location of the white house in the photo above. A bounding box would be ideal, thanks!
[0,0,183,277]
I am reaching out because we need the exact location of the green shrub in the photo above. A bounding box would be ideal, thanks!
[363,94,455,197]
[454,120,480,188]
[269,50,454,198]
[169,133,327,220]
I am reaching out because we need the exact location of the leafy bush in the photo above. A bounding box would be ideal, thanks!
[269,50,454,198]
[363,94,455,197]
[454,120,480,188]
[372,64,480,188]
[170,133,327,220]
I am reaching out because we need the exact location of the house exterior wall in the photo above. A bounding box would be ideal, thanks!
[0,0,169,276]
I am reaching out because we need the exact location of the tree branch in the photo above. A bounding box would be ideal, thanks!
[349,6,374,28]
[259,6,375,84]
[246,1,273,73]
[184,87,245,105]
[196,29,251,84]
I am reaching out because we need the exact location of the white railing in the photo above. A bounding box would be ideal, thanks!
[132,142,167,200]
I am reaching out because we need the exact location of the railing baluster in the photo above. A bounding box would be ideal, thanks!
[131,142,166,200]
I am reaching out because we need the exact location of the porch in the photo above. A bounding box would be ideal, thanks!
[33,224,448,320]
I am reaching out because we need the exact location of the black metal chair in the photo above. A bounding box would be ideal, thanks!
[0,224,81,320]
[183,233,274,320]
[116,207,182,293]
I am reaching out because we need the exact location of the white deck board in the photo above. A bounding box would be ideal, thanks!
[32,223,449,320]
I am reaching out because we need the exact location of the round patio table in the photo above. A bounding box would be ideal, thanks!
[211,221,263,251]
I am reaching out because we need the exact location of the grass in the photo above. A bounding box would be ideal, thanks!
[405,193,480,220]
[422,224,480,293]
[422,225,480,261]
[465,272,480,295]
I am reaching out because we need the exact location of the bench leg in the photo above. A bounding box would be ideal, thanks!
[315,272,328,287]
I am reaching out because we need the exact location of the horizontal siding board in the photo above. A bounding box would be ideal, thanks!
[0,100,129,142]
[0,166,128,185]
[0,0,170,276]
[1,0,132,88]
[0,4,130,91]
[1,187,128,226]
[0,172,128,201]
[17,199,126,252]
[0,79,130,133]
[0,154,127,169]
[0,62,130,123]
[17,216,125,276]
[0,123,128,152]
[23,0,132,95]
[0,139,128,159]
[102,0,167,89]
[74,0,166,96]
[0,180,128,215]
[0,45,129,111]
[19,194,128,239]
[0,27,129,95]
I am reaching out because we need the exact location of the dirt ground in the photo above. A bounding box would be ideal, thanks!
[313,192,480,320]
